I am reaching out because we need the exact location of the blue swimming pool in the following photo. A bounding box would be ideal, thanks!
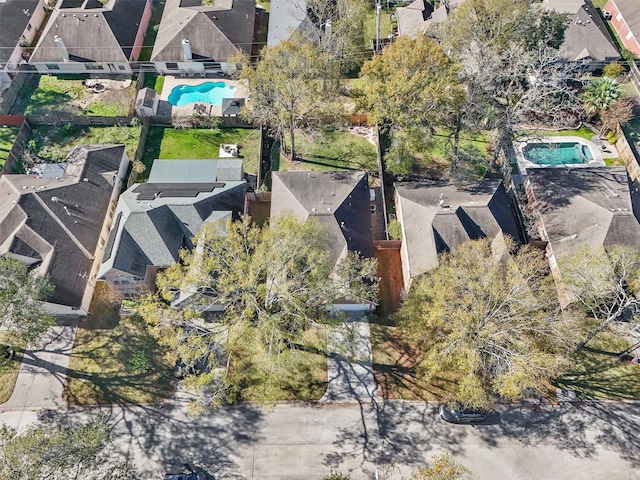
[523,142,593,165]
[167,82,236,107]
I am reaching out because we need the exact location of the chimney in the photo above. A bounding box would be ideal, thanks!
[323,20,332,45]
[182,39,192,61]
[54,35,69,62]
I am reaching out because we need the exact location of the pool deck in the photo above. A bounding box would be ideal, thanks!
[515,136,610,172]
[157,76,248,117]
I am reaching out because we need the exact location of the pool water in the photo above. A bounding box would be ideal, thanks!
[523,142,593,165]
[168,82,236,107]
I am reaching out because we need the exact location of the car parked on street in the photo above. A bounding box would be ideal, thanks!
[439,404,487,424]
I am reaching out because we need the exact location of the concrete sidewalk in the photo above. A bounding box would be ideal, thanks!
[2,321,78,412]
[321,313,377,404]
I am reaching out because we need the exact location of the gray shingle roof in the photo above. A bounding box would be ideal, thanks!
[98,159,247,280]
[267,0,320,47]
[0,0,41,64]
[527,167,640,259]
[30,0,147,64]
[151,0,255,63]
[395,180,522,280]
[539,0,619,64]
[0,144,125,307]
[270,170,373,267]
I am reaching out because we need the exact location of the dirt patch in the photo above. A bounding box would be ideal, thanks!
[374,242,404,319]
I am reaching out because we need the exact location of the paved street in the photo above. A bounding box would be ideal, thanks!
[2,323,640,479]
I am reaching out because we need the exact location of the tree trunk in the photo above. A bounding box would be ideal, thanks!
[617,339,640,360]
[289,116,296,162]
[578,316,616,350]
[449,114,462,175]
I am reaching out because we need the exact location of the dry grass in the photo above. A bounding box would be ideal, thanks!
[64,283,176,405]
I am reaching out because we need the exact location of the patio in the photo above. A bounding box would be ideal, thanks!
[157,76,247,117]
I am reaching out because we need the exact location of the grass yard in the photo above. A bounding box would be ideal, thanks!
[280,129,378,172]
[519,125,596,141]
[0,127,19,170]
[12,75,134,116]
[25,124,141,167]
[236,327,328,403]
[555,330,640,400]
[139,127,260,180]
[64,284,176,405]
[0,343,24,404]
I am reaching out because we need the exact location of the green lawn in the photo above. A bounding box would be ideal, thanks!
[280,129,378,172]
[519,125,596,141]
[555,331,640,400]
[25,125,141,168]
[139,127,261,180]
[0,127,20,170]
[0,343,24,404]
[64,284,176,405]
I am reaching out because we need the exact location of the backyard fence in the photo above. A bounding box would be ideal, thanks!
[617,124,640,182]
[146,115,252,128]
[0,73,27,115]
[126,117,151,189]
[630,62,640,96]
[1,117,31,174]
[26,114,131,126]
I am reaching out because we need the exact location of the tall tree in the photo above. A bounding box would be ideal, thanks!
[559,245,640,349]
[397,238,574,408]
[443,0,579,171]
[141,215,378,410]
[0,256,55,345]
[238,37,343,161]
[359,34,465,175]
[0,415,135,480]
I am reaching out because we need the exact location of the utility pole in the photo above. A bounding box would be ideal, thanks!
[375,0,381,54]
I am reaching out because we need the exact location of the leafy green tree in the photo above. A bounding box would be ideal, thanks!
[405,452,470,480]
[0,415,135,480]
[559,245,640,349]
[141,215,378,410]
[359,35,465,174]
[582,77,621,115]
[397,238,574,408]
[238,37,342,161]
[0,256,55,346]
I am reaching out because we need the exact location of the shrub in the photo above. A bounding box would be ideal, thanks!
[607,130,618,144]
[128,350,151,373]
[603,62,625,78]
[388,220,403,240]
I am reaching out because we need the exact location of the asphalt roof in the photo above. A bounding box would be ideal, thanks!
[0,145,125,308]
[270,170,374,267]
[98,159,247,280]
[395,179,523,279]
[266,0,320,47]
[151,0,255,63]
[539,0,619,63]
[0,0,41,64]
[30,0,147,64]
[526,167,640,259]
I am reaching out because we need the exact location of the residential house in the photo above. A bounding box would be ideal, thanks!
[270,170,375,311]
[0,0,48,89]
[524,167,640,280]
[604,0,640,57]
[0,144,129,315]
[539,0,619,71]
[151,0,256,76]
[267,0,319,47]
[396,0,463,38]
[97,159,247,297]
[394,180,523,290]
[28,0,151,75]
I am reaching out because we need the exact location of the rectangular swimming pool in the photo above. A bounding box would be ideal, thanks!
[523,142,593,165]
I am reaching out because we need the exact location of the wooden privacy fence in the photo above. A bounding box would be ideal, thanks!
[617,125,640,183]
[1,117,31,174]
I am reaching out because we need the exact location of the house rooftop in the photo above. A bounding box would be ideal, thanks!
[266,0,319,47]
[271,170,373,266]
[0,0,41,64]
[30,0,147,64]
[395,179,523,278]
[151,0,255,63]
[527,167,640,258]
[609,0,640,37]
[539,0,619,64]
[0,144,125,308]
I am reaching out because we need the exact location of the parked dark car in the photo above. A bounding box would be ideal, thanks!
[164,464,212,480]
[439,404,487,424]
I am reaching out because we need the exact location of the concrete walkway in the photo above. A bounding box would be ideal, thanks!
[321,312,377,404]
[2,321,78,412]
